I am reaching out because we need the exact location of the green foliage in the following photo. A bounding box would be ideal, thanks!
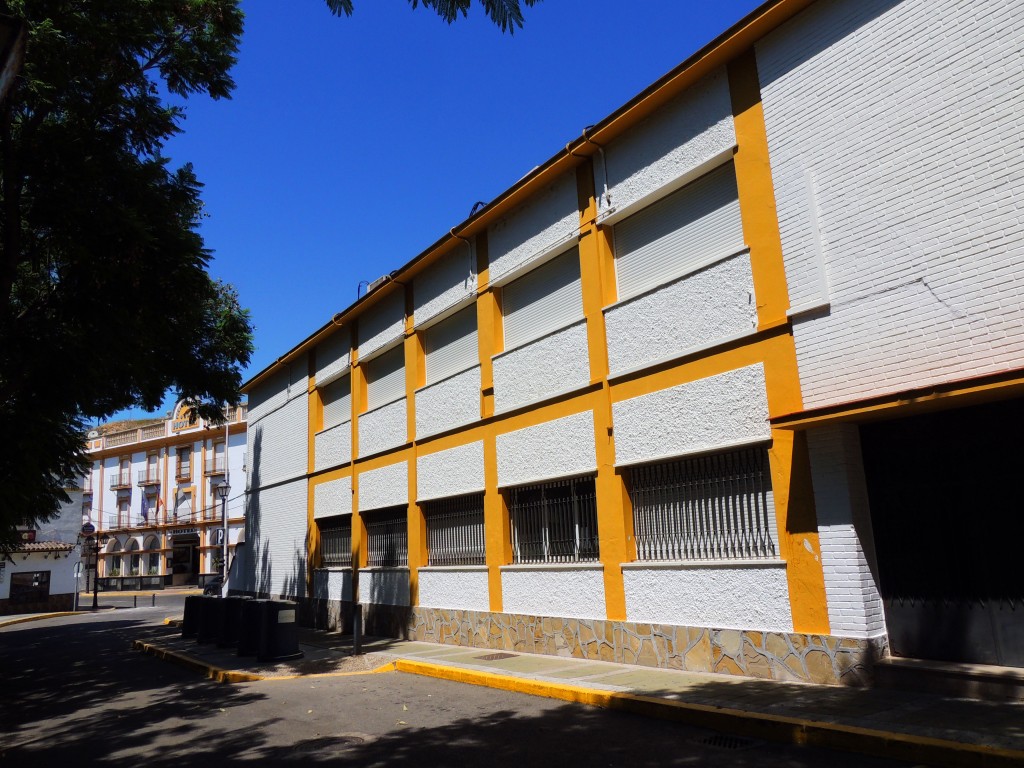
[325,0,541,34]
[0,1,252,552]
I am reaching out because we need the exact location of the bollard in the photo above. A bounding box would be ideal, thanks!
[151,594,155,607]
[353,603,363,656]
[133,595,137,608]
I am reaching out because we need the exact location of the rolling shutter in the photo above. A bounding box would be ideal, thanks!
[613,163,744,300]
[423,306,478,385]
[322,374,351,428]
[365,345,406,411]
[501,247,582,351]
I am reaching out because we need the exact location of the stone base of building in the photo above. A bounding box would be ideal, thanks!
[295,600,886,686]
[408,608,887,686]
[0,593,74,616]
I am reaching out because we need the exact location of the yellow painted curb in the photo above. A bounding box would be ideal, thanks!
[393,659,1024,768]
[257,662,397,682]
[0,611,86,628]
[133,640,265,683]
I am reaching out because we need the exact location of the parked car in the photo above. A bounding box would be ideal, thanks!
[203,576,223,596]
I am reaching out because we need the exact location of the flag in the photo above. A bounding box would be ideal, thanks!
[140,486,147,522]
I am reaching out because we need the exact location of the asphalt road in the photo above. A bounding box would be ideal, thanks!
[0,609,914,767]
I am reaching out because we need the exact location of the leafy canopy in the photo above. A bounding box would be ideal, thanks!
[0,0,537,552]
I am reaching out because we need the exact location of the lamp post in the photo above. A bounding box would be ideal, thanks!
[217,482,230,593]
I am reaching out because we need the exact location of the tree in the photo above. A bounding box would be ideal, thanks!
[325,0,540,33]
[0,0,537,552]
[0,1,252,552]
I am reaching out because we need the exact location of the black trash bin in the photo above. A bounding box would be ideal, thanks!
[197,596,223,644]
[258,600,304,662]
[217,596,251,648]
[238,599,268,656]
[181,594,202,638]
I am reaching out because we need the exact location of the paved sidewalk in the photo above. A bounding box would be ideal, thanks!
[129,622,1024,768]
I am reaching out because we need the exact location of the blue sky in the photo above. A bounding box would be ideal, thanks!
[117,0,763,420]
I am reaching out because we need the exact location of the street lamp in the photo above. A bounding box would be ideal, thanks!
[217,482,230,592]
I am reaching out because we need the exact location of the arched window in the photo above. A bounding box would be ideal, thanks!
[126,539,141,576]
[144,536,162,575]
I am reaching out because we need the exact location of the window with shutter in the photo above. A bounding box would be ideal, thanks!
[423,306,478,386]
[613,162,744,301]
[501,247,582,351]
[364,345,406,411]
[321,374,351,429]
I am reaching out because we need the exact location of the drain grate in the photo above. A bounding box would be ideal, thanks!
[694,733,758,751]
[475,652,518,661]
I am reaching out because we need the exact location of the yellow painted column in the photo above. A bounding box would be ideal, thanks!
[577,160,632,620]
[306,353,320,599]
[350,323,368,579]
[729,49,829,634]
[475,232,499,420]
[474,232,511,609]
[404,287,427,604]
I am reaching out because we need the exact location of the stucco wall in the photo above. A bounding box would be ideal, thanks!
[313,568,353,602]
[358,290,405,358]
[357,398,407,458]
[501,566,606,620]
[0,552,78,601]
[416,441,485,502]
[418,566,490,611]
[612,363,769,466]
[360,567,410,606]
[623,563,793,632]
[315,327,350,385]
[496,410,597,487]
[314,421,352,472]
[313,475,353,520]
[605,252,756,375]
[414,246,476,327]
[488,170,579,281]
[758,0,1024,408]
[415,365,480,439]
[602,68,735,219]
[492,321,590,412]
[358,460,409,512]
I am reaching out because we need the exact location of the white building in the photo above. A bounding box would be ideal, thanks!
[239,0,1024,684]
[80,402,247,590]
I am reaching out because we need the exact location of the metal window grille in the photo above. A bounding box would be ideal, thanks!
[424,493,485,566]
[320,517,352,567]
[365,507,408,567]
[629,447,776,562]
[508,475,599,564]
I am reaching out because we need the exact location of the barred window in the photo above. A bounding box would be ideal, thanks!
[629,447,776,562]
[364,507,408,567]
[319,515,352,567]
[424,493,485,566]
[508,475,599,564]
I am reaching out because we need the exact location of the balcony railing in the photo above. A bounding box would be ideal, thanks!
[88,406,246,454]
[83,476,93,494]
[109,471,132,490]
[106,514,129,530]
[176,464,192,482]
[204,457,226,475]
[137,468,161,486]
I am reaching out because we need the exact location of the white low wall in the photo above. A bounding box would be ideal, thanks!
[418,567,490,611]
[360,567,410,606]
[500,566,606,620]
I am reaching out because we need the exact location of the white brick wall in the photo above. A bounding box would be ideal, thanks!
[759,0,1024,409]
[807,424,886,638]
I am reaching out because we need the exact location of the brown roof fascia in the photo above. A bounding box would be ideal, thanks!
[242,0,816,394]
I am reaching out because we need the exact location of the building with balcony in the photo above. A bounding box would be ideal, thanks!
[239,0,1024,685]
[80,402,247,590]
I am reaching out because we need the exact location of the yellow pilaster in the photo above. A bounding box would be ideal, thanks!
[306,353,319,599]
[404,285,427,603]
[483,429,510,611]
[577,160,631,620]
[729,49,829,634]
[475,232,499,420]
[350,322,367,576]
